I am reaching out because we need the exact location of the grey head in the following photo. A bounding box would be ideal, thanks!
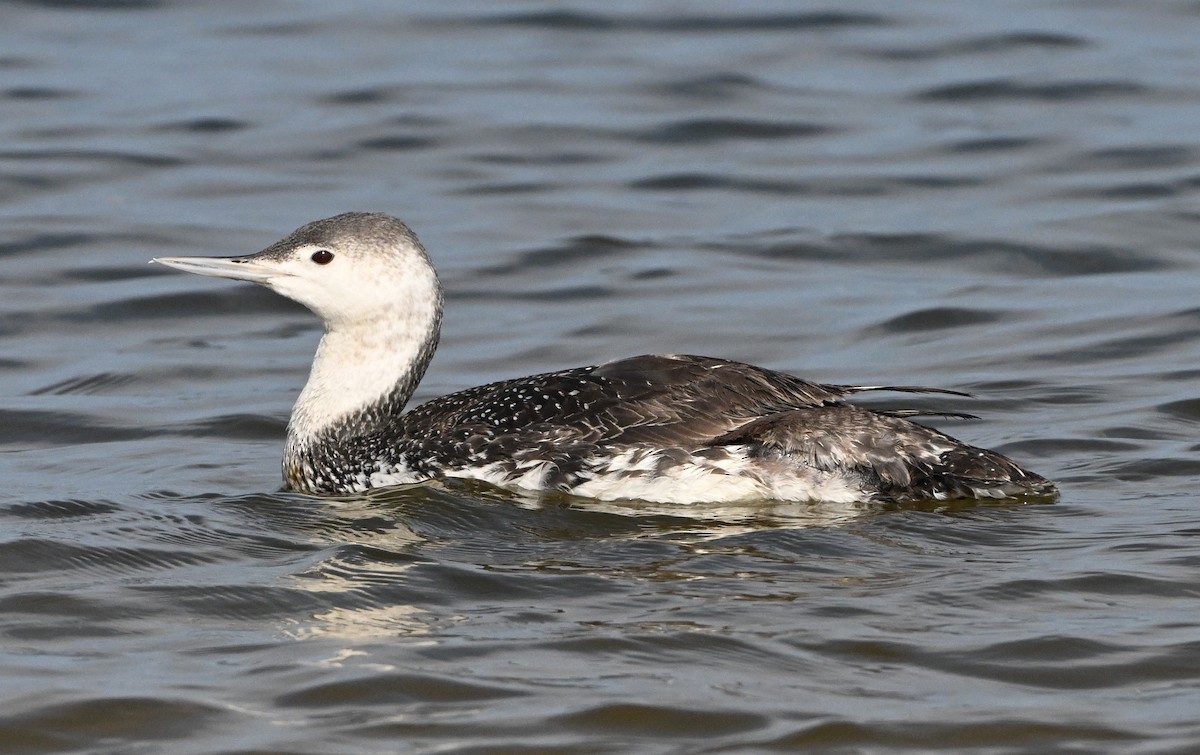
[255,212,428,263]
[153,212,443,329]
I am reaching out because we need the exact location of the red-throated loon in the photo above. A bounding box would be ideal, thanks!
[153,212,1055,503]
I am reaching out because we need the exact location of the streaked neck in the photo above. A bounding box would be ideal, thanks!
[286,296,442,445]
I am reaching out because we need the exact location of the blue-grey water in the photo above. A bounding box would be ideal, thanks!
[3,1,1200,752]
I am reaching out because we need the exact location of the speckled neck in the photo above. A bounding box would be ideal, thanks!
[282,271,442,489]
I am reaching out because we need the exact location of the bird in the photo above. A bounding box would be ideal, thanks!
[153,212,1056,504]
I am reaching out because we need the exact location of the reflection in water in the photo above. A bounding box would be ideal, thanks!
[284,604,434,642]
[270,482,880,642]
[270,481,1057,643]
[272,494,435,640]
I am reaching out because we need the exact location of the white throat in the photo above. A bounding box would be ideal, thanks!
[286,294,441,445]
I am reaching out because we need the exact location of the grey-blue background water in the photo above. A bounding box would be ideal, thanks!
[3,1,1199,752]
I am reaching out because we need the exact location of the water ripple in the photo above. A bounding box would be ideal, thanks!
[474,10,888,33]
[0,697,227,753]
[915,78,1149,102]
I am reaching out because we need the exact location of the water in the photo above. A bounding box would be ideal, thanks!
[3,0,1199,752]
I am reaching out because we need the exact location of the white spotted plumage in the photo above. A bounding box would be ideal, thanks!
[154,213,1056,504]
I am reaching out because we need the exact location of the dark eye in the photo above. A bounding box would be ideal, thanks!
[310,250,334,265]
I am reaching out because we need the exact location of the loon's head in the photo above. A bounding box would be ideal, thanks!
[153,212,442,329]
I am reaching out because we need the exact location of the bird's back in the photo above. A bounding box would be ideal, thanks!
[307,354,1055,502]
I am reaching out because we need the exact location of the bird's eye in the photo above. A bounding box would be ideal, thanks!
[310,250,334,265]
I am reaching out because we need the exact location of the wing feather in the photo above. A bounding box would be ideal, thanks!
[384,353,1049,500]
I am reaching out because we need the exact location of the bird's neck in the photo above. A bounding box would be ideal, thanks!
[285,296,442,449]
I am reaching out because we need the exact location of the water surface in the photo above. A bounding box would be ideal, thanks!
[3,1,1200,752]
